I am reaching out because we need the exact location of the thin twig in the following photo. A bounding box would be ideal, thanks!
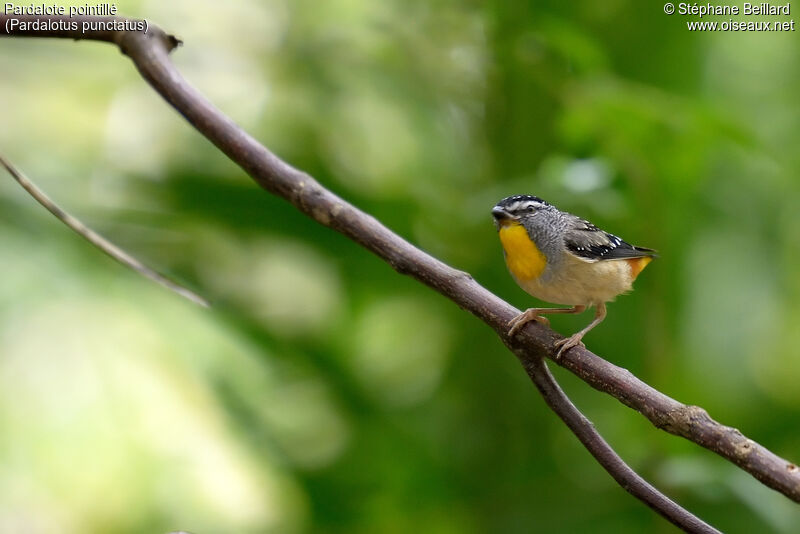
[0,154,208,307]
[517,354,719,532]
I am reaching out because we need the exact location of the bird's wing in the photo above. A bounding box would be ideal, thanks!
[563,215,657,262]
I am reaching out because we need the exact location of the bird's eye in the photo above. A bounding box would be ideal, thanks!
[526,205,535,212]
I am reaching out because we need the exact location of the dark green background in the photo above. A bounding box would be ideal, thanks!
[1,1,799,532]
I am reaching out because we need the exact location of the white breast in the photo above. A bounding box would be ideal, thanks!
[514,254,635,306]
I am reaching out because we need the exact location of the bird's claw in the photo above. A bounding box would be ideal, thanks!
[508,310,549,336]
[553,335,585,360]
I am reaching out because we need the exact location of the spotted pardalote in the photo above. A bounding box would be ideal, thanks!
[492,195,656,358]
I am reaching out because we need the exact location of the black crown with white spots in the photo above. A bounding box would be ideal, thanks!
[494,195,551,215]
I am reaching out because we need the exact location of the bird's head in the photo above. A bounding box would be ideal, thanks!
[492,195,553,229]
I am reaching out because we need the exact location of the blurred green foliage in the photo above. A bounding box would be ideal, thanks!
[2,1,800,532]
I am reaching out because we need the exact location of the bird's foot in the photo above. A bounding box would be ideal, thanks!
[508,309,550,336]
[553,334,585,360]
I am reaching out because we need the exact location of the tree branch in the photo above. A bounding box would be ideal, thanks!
[4,13,799,530]
[516,354,717,532]
[0,155,208,307]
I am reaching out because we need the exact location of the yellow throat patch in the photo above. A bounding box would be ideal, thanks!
[498,221,547,281]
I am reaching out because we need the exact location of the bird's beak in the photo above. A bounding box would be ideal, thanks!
[492,206,511,221]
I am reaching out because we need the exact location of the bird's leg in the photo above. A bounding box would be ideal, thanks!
[553,302,607,359]
[508,305,586,336]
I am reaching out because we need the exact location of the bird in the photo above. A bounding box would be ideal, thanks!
[492,195,656,358]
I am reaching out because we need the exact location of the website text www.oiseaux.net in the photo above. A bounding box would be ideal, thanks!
[665,2,796,31]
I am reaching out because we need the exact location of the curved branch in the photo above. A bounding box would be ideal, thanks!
[0,155,208,307]
[516,353,717,532]
[4,13,799,528]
